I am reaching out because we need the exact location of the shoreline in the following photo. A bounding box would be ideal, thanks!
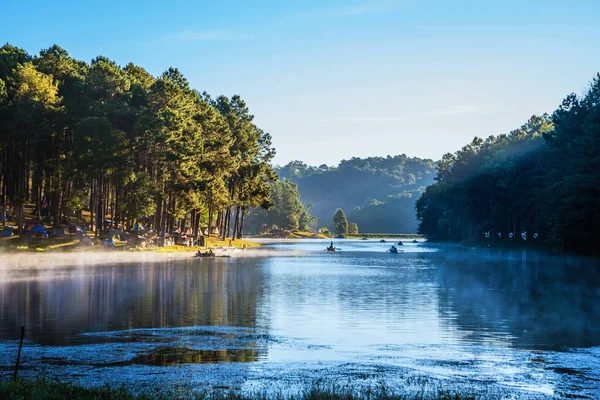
[248,231,424,240]
[0,235,259,253]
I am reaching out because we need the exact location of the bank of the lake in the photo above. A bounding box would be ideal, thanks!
[250,231,424,240]
[345,233,423,240]
[249,230,330,239]
[0,235,259,253]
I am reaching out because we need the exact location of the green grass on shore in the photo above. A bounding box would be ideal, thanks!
[0,235,259,253]
[0,235,83,252]
[0,378,479,400]
[147,237,260,252]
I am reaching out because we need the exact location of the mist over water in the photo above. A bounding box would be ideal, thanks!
[0,240,599,398]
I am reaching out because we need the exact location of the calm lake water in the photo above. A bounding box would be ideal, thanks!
[1,240,599,398]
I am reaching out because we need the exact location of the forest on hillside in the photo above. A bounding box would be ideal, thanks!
[273,156,436,233]
[0,43,276,242]
[416,74,600,255]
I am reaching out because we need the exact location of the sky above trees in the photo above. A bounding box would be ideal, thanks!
[2,0,599,165]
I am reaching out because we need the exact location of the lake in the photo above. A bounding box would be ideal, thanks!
[1,239,599,398]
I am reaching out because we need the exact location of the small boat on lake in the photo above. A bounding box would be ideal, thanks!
[388,245,402,254]
[325,241,339,252]
[194,250,232,258]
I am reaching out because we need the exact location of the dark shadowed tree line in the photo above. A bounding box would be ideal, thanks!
[0,43,276,242]
[416,74,600,255]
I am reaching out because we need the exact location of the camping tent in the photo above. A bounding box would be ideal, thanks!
[30,224,48,238]
[31,224,47,234]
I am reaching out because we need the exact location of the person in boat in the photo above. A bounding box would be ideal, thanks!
[196,248,214,257]
[327,241,335,251]
[390,245,398,253]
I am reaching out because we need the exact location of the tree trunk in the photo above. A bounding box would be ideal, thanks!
[223,208,231,240]
[232,205,240,241]
[168,195,176,233]
[160,198,167,246]
[216,211,222,237]
[207,199,213,238]
[52,166,61,227]
[156,198,163,235]
[114,184,120,228]
[219,211,224,240]
[181,213,187,234]
[190,210,196,237]
[16,201,24,236]
[103,181,109,226]
[95,176,104,236]
[94,178,99,234]
[194,210,201,239]
[237,207,245,239]
[90,179,95,234]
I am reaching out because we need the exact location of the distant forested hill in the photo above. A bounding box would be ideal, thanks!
[276,155,436,233]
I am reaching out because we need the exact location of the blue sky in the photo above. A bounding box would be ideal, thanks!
[2,0,599,166]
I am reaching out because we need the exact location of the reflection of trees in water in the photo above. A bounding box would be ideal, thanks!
[435,249,600,350]
[130,347,259,366]
[0,259,267,351]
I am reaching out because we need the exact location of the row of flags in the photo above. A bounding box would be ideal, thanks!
[483,231,539,240]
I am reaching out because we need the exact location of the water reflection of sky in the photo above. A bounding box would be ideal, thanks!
[256,240,600,353]
[0,240,599,397]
